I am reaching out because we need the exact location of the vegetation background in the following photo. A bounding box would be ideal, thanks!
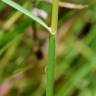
[0,0,96,96]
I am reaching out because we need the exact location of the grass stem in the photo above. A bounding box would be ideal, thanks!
[46,0,59,96]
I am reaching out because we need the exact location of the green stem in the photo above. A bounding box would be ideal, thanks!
[46,0,59,96]
[47,35,56,96]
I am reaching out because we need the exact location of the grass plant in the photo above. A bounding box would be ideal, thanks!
[0,0,96,96]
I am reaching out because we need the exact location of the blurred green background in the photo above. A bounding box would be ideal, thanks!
[0,0,96,96]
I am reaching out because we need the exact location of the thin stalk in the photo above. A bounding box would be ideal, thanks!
[46,0,59,96]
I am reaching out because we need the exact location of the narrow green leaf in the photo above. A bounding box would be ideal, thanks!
[1,0,51,32]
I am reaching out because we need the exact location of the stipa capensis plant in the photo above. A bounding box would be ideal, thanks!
[2,0,96,96]
[1,0,59,96]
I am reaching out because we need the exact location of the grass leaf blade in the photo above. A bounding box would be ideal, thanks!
[1,0,50,32]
